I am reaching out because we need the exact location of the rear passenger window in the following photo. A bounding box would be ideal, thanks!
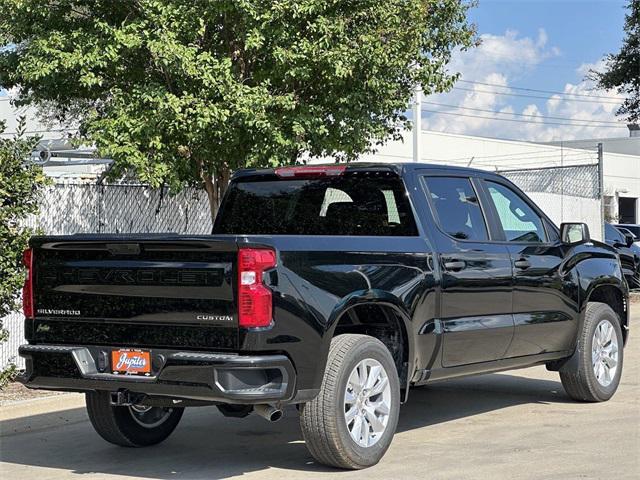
[424,177,488,241]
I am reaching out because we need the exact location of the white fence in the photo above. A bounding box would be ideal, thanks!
[0,184,212,370]
[25,183,213,234]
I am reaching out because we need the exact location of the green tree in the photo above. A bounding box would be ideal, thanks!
[0,0,476,220]
[0,117,47,387]
[591,0,640,122]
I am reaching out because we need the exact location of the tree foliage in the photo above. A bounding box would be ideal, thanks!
[592,0,640,122]
[0,0,476,218]
[0,117,47,387]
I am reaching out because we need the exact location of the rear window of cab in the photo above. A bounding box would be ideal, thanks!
[213,170,418,236]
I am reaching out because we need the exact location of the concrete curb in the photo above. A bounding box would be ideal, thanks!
[0,393,85,422]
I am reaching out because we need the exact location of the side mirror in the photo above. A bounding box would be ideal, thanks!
[560,222,590,245]
[623,232,635,247]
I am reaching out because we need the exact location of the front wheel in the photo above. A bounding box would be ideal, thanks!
[300,334,400,469]
[560,302,624,402]
[86,391,184,447]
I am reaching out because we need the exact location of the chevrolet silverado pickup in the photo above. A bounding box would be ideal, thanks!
[19,163,629,469]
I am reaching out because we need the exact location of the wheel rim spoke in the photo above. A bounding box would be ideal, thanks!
[358,363,367,390]
[361,417,370,445]
[603,355,617,369]
[369,375,389,397]
[345,405,358,424]
[364,407,386,434]
[350,413,363,440]
[349,369,363,394]
[369,398,390,415]
[365,365,382,390]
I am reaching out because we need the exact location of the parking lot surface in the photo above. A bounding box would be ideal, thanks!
[1,310,638,480]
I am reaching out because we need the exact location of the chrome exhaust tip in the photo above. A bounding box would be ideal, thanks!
[254,404,283,422]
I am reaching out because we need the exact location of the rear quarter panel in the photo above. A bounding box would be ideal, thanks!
[236,235,436,394]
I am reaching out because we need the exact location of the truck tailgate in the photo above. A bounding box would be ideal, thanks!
[29,235,239,350]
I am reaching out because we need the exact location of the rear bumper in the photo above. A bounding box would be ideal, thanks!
[18,344,296,404]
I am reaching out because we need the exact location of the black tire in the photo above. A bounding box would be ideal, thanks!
[300,334,401,469]
[560,302,624,402]
[85,391,184,447]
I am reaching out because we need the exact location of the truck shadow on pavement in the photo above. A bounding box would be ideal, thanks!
[0,372,571,479]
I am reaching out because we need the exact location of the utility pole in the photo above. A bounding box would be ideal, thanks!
[560,141,564,224]
[598,142,604,241]
[413,85,422,163]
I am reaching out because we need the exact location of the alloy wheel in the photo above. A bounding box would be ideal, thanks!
[344,358,392,448]
[591,319,619,387]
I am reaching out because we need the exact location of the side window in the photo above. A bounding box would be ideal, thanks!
[486,181,547,243]
[424,177,488,241]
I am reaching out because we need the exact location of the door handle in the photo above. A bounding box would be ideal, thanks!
[514,258,531,270]
[443,260,466,271]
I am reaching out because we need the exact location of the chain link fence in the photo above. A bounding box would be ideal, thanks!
[498,163,602,240]
[27,183,213,234]
[1,184,213,370]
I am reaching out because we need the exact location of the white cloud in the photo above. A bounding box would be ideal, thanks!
[423,30,627,142]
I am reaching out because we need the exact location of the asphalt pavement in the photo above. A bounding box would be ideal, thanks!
[1,311,638,480]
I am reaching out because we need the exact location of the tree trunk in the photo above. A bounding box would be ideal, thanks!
[196,159,231,228]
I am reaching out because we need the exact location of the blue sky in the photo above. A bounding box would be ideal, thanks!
[2,1,631,141]
[423,0,631,141]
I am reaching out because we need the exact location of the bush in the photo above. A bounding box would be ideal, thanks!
[0,116,48,388]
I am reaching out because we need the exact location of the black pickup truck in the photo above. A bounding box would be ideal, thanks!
[19,163,629,469]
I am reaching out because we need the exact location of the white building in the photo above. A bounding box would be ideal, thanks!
[351,128,640,232]
[541,129,640,224]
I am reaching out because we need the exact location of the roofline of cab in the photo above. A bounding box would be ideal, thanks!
[230,162,495,181]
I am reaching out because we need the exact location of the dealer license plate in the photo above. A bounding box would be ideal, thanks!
[111,349,151,376]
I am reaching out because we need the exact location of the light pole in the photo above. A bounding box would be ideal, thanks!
[413,84,422,163]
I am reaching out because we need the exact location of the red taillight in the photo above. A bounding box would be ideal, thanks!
[274,165,346,178]
[238,248,276,328]
[22,248,34,318]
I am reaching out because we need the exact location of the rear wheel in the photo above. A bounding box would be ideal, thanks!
[86,391,184,447]
[560,302,624,402]
[300,334,400,469]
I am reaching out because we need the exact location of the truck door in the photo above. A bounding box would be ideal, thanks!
[479,179,578,356]
[421,175,514,367]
